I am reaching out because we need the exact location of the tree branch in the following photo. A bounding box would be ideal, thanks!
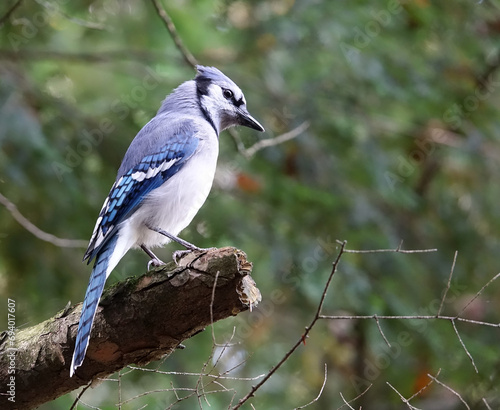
[150,0,198,68]
[0,0,22,27]
[0,192,88,248]
[241,121,310,159]
[0,247,260,409]
[0,49,164,64]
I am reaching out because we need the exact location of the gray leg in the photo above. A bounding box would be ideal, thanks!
[145,223,203,251]
[145,223,214,263]
[140,244,166,270]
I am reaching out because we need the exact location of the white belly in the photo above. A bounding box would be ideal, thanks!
[118,138,219,250]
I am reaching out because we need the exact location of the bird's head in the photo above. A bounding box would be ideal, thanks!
[195,65,264,135]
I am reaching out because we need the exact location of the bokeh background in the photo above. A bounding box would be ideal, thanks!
[1,1,499,408]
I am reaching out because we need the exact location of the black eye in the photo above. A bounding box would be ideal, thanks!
[222,89,233,100]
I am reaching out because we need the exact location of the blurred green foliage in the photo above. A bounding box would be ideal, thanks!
[1,0,500,408]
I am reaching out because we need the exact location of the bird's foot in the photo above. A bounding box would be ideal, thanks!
[147,257,166,271]
[173,247,217,265]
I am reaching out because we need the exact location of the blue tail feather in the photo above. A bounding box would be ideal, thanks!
[70,235,118,376]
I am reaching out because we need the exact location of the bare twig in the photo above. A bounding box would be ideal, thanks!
[336,240,437,254]
[337,384,372,410]
[482,398,493,410]
[228,129,248,155]
[69,382,92,410]
[76,399,101,410]
[0,0,22,27]
[426,374,471,410]
[295,363,328,409]
[338,393,356,410]
[242,121,310,159]
[121,387,199,405]
[210,271,220,345]
[0,192,88,248]
[456,272,500,317]
[319,314,500,328]
[0,49,164,63]
[194,270,221,408]
[374,314,391,348]
[150,0,198,68]
[386,382,421,410]
[232,241,346,409]
[171,381,181,401]
[126,366,264,381]
[438,251,458,316]
[407,368,441,402]
[118,370,123,410]
[451,319,478,373]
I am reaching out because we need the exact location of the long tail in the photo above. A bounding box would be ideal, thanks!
[70,235,118,377]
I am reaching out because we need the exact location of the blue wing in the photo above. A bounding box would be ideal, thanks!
[83,127,199,263]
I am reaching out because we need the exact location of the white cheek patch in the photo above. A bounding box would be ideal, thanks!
[201,94,220,114]
[131,158,179,182]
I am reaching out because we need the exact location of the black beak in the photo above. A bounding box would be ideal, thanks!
[238,107,265,132]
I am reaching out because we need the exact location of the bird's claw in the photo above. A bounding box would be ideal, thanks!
[173,247,216,264]
[172,249,194,264]
[147,257,166,270]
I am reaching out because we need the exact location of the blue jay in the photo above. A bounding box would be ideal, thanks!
[70,65,264,377]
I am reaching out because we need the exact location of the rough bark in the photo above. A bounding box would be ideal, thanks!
[0,247,260,409]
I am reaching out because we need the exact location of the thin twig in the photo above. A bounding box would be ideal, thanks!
[126,366,265,381]
[118,370,123,410]
[228,129,247,156]
[195,270,220,407]
[0,192,88,248]
[319,314,500,328]
[210,271,220,345]
[336,240,437,254]
[150,0,198,68]
[232,241,346,409]
[121,387,203,405]
[294,363,328,409]
[451,319,478,373]
[437,251,458,316]
[0,49,164,63]
[69,382,92,410]
[456,272,500,317]
[171,381,181,401]
[74,399,101,410]
[338,392,356,410]
[0,0,22,27]
[482,398,493,410]
[407,368,441,402]
[386,382,421,410]
[337,384,372,410]
[374,314,391,348]
[426,374,470,410]
[242,121,310,158]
